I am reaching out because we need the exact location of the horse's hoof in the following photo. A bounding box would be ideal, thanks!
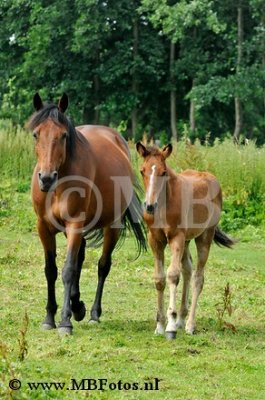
[73,302,86,322]
[185,324,196,335]
[58,326,73,336]
[165,331,177,340]
[42,323,56,330]
[88,319,100,325]
[155,323,165,336]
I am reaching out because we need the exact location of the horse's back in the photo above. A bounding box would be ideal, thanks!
[164,168,222,240]
[77,125,130,159]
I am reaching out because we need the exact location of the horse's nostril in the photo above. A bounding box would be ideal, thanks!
[147,204,154,213]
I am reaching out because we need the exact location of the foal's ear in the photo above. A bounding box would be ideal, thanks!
[58,93,68,113]
[33,93,43,111]
[162,143,173,159]
[136,142,149,158]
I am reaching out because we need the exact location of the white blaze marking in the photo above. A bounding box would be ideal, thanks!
[146,165,156,204]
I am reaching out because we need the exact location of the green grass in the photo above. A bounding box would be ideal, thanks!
[1,123,265,399]
[1,190,265,400]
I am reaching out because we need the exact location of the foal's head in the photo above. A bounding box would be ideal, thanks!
[136,142,172,214]
[28,93,74,192]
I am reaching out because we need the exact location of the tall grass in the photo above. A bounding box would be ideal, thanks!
[1,120,264,231]
[0,120,35,187]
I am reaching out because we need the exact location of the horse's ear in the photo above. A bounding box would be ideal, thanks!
[162,143,173,159]
[33,93,43,111]
[58,93,68,113]
[136,142,149,158]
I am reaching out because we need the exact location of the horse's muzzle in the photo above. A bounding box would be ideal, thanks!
[144,201,158,215]
[38,171,58,192]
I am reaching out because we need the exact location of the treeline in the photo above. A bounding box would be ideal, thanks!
[0,0,264,143]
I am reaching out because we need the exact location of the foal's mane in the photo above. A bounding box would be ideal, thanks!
[27,103,78,159]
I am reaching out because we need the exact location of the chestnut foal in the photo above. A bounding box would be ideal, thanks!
[136,142,234,339]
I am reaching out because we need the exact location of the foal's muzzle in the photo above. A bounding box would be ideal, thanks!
[38,171,58,192]
[144,201,158,215]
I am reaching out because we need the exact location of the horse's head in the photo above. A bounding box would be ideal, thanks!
[136,142,172,214]
[29,93,71,192]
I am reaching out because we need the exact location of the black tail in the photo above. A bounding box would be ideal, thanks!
[214,226,237,248]
[85,187,147,256]
[121,189,147,257]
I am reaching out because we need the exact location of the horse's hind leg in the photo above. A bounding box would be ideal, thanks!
[176,244,192,329]
[71,238,86,322]
[90,227,120,323]
[38,221,57,330]
[186,228,215,335]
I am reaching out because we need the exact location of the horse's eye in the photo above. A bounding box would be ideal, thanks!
[162,171,167,176]
[140,170,144,176]
[33,132,38,140]
[61,132,67,140]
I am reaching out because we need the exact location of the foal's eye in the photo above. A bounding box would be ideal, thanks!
[61,132,67,140]
[33,132,38,140]
[162,171,167,176]
[140,170,144,176]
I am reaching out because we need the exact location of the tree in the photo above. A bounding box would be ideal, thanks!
[140,0,225,139]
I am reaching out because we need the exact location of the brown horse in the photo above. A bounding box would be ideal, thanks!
[28,93,146,335]
[136,142,235,339]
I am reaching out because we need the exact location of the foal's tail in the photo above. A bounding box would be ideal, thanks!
[214,226,237,249]
[122,188,147,257]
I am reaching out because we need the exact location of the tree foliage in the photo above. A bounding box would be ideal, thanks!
[0,0,264,142]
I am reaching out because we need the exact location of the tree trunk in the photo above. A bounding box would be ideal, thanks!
[131,18,139,140]
[93,50,100,124]
[189,79,196,133]
[170,41,177,140]
[93,73,100,124]
[233,5,244,143]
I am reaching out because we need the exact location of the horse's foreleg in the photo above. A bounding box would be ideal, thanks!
[90,227,120,323]
[176,245,193,329]
[38,221,57,330]
[166,234,185,339]
[186,228,214,335]
[59,229,83,335]
[148,232,166,335]
[71,238,86,322]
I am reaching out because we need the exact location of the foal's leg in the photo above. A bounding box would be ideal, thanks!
[71,238,86,322]
[90,227,120,322]
[166,233,185,339]
[185,228,215,335]
[176,244,193,329]
[38,221,58,330]
[148,231,166,335]
[59,229,83,335]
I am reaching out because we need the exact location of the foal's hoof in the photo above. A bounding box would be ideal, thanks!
[185,324,196,335]
[58,326,73,336]
[42,322,56,330]
[165,331,177,340]
[88,319,100,325]
[73,302,86,322]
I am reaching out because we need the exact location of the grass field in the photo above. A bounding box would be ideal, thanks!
[0,189,265,400]
[0,125,265,399]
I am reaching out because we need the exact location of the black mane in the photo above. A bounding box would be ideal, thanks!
[27,103,78,159]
